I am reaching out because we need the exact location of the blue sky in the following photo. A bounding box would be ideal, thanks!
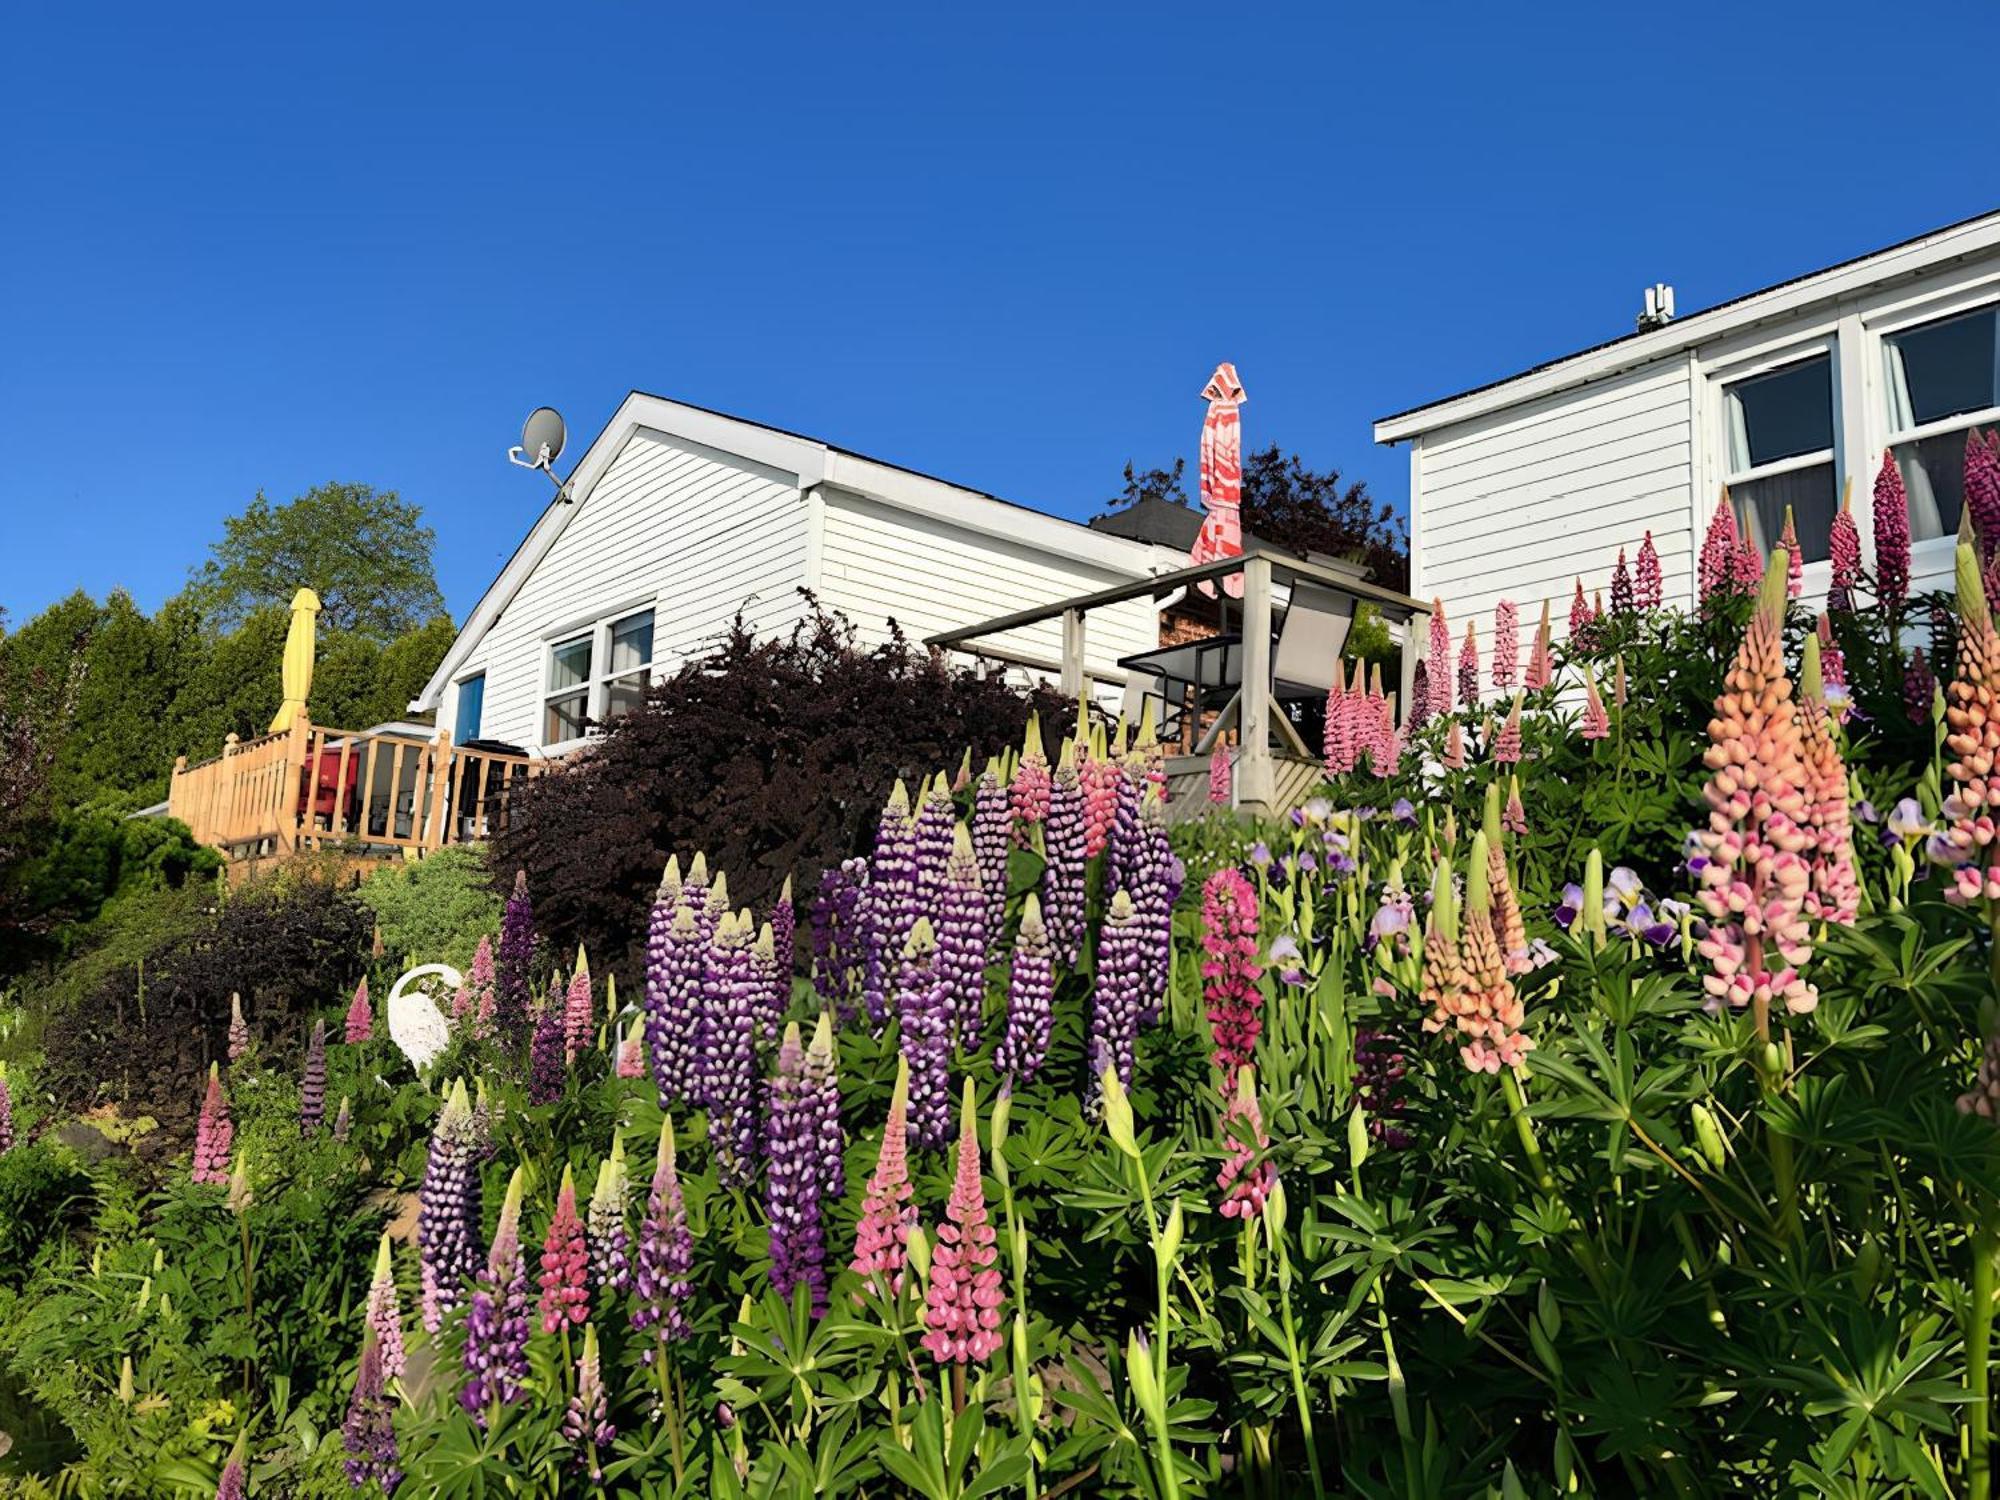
[3,2,1995,624]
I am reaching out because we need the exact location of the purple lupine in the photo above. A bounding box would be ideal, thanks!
[804,1010,843,1205]
[648,894,706,1110]
[913,773,956,921]
[995,893,1054,1082]
[528,984,567,1106]
[810,858,869,1022]
[895,918,953,1153]
[343,1332,402,1494]
[860,782,919,1030]
[216,1444,246,1500]
[971,757,1012,938]
[587,1141,632,1297]
[751,922,788,1045]
[1124,795,1181,1021]
[496,869,535,1044]
[1042,745,1087,967]
[417,1081,485,1332]
[768,875,796,974]
[765,1021,831,1316]
[1905,647,1936,724]
[632,1117,695,1350]
[300,1018,327,1137]
[1353,1029,1413,1149]
[562,1324,615,1486]
[461,1168,530,1418]
[700,911,763,1188]
[1088,891,1147,1110]
[935,824,990,1047]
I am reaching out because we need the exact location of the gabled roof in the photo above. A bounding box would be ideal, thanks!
[1373,206,2000,443]
[413,392,1167,714]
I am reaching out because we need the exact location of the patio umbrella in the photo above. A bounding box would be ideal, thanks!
[268,587,322,733]
[1191,362,1247,598]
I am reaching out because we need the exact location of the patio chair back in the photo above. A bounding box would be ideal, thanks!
[1272,582,1355,697]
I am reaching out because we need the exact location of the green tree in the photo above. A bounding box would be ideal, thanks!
[185,482,446,639]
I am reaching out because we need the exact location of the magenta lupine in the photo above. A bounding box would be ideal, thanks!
[861,782,919,1029]
[1698,492,1738,604]
[1458,620,1479,706]
[1010,713,1052,839]
[1406,662,1433,736]
[193,1064,233,1185]
[300,1018,327,1137]
[365,1233,406,1385]
[646,864,705,1108]
[702,911,764,1187]
[1043,748,1087,968]
[851,1057,918,1297]
[1492,599,1520,689]
[922,1079,1003,1366]
[810,857,869,1022]
[227,992,250,1062]
[1875,450,1912,615]
[1779,507,1804,599]
[562,952,594,1062]
[1730,519,1764,595]
[1635,531,1663,609]
[1208,741,1233,804]
[417,1081,485,1332]
[1611,549,1634,615]
[1427,599,1453,716]
[1968,429,2000,555]
[632,1118,694,1348]
[342,1332,402,1494]
[528,986,567,1107]
[1,1067,17,1155]
[343,977,371,1045]
[1200,868,1263,1073]
[1829,489,1862,611]
[1089,891,1147,1108]
[895,918,953,1153]
[538,1165,590,1335]
[462,934,497,1040]
[971,758,1012,933]
[936,824,990,1046]
[1905,647,1937,724]
[1216,1069,1276,1221]
[751,923,788,1045]
[1567,578,1592,642]
[562,1324,615,1486]
[461,1168,529,1417]
[216,1443,246,1500]
[587,1139,632,1298]
[765,1021,832,1316]
[996,894,1055,1082]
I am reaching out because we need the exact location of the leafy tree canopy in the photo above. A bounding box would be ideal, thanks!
[185,482,446,639]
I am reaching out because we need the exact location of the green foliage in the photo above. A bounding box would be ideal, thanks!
[0,1140,93,1288]
[183,481,446,639]
[357,845,502,970]
[8,810,220,937]
[1341,602,1398,679]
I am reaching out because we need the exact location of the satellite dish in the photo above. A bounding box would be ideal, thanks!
[521,407,566,468]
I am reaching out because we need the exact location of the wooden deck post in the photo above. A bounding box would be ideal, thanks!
[1397,610,1421,722]
[424,728,454,850]
[1060,607,1085,701]
[1238,556,1275,813]
[278,714,311,858]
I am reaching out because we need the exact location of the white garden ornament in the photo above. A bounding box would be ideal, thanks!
[386,963,461,1072]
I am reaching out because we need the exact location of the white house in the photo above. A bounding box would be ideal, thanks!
[1373,209,2000,647]
[413,393,1179,753]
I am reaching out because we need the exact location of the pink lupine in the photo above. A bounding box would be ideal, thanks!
[1567,578,1592,641]
[615,1016,646,1078]
[1215,1068,1275,1220]
[1010,713,1052,838]
[1493,694,1524,765]
[1798,632,1860,926]
[1458,620,1479,706]
[1524,601,1553,690]
[1079,735,1121,859]
[1371,693,1401,779]
[366,1233,407,1383]
[1208,742,1232,804]
[1427,600,1453,716]
[1928,543,2000,905]
[1503,775,1526,836]
[1580,670,1610,741]
[1491,599,1520,689]
[0,1064,14,1155]
[562,952,594,1061]
[921,1080,1003,1366]
[1323,669,1356,776]
[1693,551,1816,1034]
[466,934,498,1040]
[1635,531,1663,609]
[1730,515,1764,595]
[344,978,372,1045]
[1874,451,1912,614]
[227,992,249,1063]
[1444,719,1466,771]
[1778,507,1804,599]
[1698,492,1738,604]
[1200,869,1263,1073]
[851,1056,919,1298]
[192,1064,233,1185]
[538,1166,591,1334]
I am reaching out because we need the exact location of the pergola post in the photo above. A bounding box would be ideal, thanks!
[1060,607,1086,700]
[1238,555,1275,813]
[1397,612,1421,720]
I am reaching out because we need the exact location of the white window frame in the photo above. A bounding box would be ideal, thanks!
[1871,292,2000,554]
[540,602,658,750]
[1708,338,1843,570]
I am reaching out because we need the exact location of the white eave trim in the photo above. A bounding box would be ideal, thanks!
[1372,211,2000,445]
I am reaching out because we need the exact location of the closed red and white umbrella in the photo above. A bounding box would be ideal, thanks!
[1191,362,1247,598]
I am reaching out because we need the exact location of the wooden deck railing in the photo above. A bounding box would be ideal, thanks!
[167,716,543,865]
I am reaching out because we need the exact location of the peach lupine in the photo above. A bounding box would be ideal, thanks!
[1455,833,1533,1073]
[1692,549,1817,1035]
[1929,542,2000,905]
[1580,669,1610,741]
[1524,601,1553,691]
[1798,632,1860,925]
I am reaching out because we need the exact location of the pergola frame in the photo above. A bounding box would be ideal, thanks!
[926,550,1431,813]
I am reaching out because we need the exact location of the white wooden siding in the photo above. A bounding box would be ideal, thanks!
[814,487,1159,687]
[1412,357,1694,675]
[443,427,809,748]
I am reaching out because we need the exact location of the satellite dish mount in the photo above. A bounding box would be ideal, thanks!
[508,406,573,503]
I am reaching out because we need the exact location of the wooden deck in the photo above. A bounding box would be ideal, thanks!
[167,716,542,874]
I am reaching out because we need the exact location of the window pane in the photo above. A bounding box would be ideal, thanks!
[549,636,592,692]
[544,690,588,744]
[609,612,654,675]
[453,673,485,743]
[1887,308,1999,429]
[1734,462,1836,565]
[1726,357,1834,469]
[604,670,651,721]
[1892,432,1970,542]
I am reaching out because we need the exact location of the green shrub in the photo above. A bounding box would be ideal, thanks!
[355,844,501,970]
[0,1140,93,1287]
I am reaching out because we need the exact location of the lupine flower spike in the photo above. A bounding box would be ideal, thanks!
[1199,868,1263,1073]
[1216,1067,1276,1219]
[1494,693,1524,764]
[588,1138,632,1297]
[922,1079,1004,1365]
[1042,747,1088,971]
[1568,578,1592,641]
[1208,741,1233,804]
[344,978,372,1044]
[1636,531,1663,609]
[1611,548,1634,614]
[1698,491,1738,605]
[1779,507,1804,598]
[1427,599,1453,715]
[366,1233,407,1384]
[1874,451,1912,615]
[1798,631,1860,925]
[228,992,250,1062]
[496,870,535,1042]
[563,1323,615,1485]
[895,918,953,1152]
[851,1054,918,1297]
[1452,832,1533,1073]
[1968,429,2000,556]
[538,1165,591,1334]
[1458,619,1479,705]
[1503,774,1527,836]
[996,893,1055,1082]
[631,1117,694,1347]
[528,983,567,1106]
[1580,669,1610,741]
[342,1332,402,1495]
[1829,481,1861,611]
[1693,550,1816,1034]
[0,1065,18,1155]
[1444,719,1466,770]
[1010,713,1052,840]
[193,1064,233,1185]
[1928,543,2000,905]
[1323,669,1355,775]
[1905,647,1936,725]
[216,1436,247,1500]
[1483,784,1531,975]
[300,1018,327,1137]
[333,1094,352,1143]
[417,1080,485,1331]
[461,1166,530,1419]
[563,949,594,1061]
[1524,602,1553,690]
[1492,599,1519,689]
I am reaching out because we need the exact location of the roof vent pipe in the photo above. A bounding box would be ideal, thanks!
[1636,283,1677,331]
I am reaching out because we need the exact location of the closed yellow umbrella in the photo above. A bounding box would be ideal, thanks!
[268,587,321,733]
